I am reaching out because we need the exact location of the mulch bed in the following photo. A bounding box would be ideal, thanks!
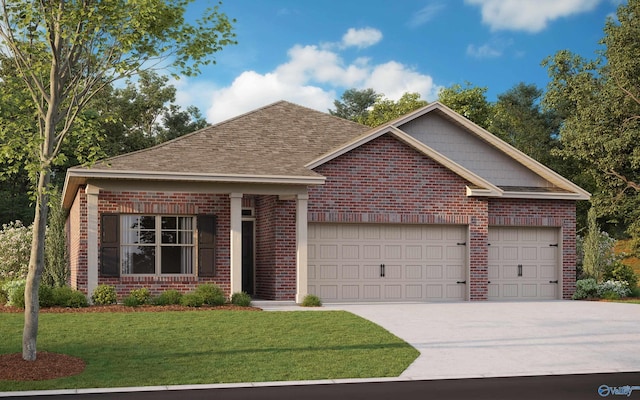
[0,303,262,382]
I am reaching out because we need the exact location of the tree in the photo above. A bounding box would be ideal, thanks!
[0,0,236,361]
[156,105,208,143]
[542,0,640,248]
[490,83,561,167]
[437,82,493,129]
[329,88,380,124]
[361,92,428,127]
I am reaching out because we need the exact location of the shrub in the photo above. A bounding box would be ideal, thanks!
[0,280,7,305]
[301,294,322,307]
[180,293,204,307]
[597,280,631,299]
[38,285,55,308]
[91,285,118,305]
[0,221,31,281]
[603,262,638,289]
[194,284,225,306]
[153,289,183,306]
[43,190,70,288]
[5,280,26,307]
[231,291,252,307]
[572,278,598,300]
[52,286,88,308]
[129,287,151,305]
[123,295,142,307]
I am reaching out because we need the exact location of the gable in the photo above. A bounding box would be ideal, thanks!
[398,111,549,188]
[310,134,480,214]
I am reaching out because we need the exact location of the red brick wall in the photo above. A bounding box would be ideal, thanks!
[68,186,88,293]
[308,133,578,300]
[97,191,231,299]
[488,198,577,299]
[255,195,297,300]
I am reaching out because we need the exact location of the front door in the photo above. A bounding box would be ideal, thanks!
[241,220,255,295]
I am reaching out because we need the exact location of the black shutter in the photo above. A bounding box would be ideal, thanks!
[100,214,120,277]
[198,215,216,277]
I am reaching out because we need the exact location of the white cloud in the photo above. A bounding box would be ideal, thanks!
[206,29,439,123]
[465,0,602,32]
[466,37,513,58]
[341,27,383,49]
[407,3,446,28]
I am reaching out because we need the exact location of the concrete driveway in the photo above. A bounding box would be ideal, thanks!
[324,301,640,380]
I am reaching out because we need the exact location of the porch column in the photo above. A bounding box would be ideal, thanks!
[229,193,243,296]
[296,193,309,303]
[86,184,99,300]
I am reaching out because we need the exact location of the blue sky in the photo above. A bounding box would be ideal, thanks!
[171,0,623,123]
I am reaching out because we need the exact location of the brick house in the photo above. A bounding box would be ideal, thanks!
[62,101,590,302]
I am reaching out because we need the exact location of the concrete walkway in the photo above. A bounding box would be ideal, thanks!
[321,301,640,380]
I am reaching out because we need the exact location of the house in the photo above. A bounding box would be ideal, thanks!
[62,101,590,303]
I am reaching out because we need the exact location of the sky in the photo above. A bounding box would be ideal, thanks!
[170,0,624,124]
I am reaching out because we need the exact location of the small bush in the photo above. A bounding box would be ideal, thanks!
[603,262,638,289]
[180,293,204,307]
[231,292,252,307]
[153,289,183,306]
[597,280,631,299]
[91,285,118,305]
[4,279,26,307]
[39,285,55,308]
[0,280,7,305]
[123,295,142,307]
[52,286,88,308]
[301,294,322,307]
[129,287,151,305]
[194,284,225,306]
[0,221,31,281]
[572,278,598,300]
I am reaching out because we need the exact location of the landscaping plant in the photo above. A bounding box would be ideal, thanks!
[91,285,118,305]
[231,291,252,307]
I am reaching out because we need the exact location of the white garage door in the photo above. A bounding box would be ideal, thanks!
[308,224,467,302]
[488,227,560,300]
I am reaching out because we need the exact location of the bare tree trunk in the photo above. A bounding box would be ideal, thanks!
[22,170,50,361]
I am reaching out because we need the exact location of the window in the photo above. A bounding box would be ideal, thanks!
[121,215,194,275]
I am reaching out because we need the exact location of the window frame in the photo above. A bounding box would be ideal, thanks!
[120,214,196,277]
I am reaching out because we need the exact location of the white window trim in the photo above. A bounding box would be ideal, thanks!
[121,215,196,277]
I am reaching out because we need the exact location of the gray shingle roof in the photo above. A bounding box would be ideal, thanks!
[76,101,370,178]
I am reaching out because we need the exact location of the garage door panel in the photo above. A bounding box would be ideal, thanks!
[488,227,559,300]
[341,265,359,279]
[426,265,443,279]
[405,265,423,279]
[363,245,380,259]
[385,245,402,259]
[308,224,467,302]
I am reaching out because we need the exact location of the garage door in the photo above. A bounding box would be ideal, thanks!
[487,227,560,300]
[308,224,467,302]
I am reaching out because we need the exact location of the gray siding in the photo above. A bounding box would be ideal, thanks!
[399,113,550,188]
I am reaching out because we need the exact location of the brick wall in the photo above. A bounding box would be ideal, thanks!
[308,133,578,300]
[255,195,297,300]
[68,186,88,293]
[96,191,231,299]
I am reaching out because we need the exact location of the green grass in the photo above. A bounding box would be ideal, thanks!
[0,311,418,391]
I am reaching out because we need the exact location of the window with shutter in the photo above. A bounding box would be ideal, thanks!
[100,214,120,277]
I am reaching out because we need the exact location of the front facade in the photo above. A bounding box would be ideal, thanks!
[63,101,589,303]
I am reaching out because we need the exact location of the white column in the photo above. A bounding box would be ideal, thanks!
[86,184,99,301]
[296,194,309,303]
[229,193,243,295]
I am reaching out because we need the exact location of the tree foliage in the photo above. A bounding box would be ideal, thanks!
[543,0,640,246]
[0,0,235,361]
[437,82,493,129]
[329,88,380,124]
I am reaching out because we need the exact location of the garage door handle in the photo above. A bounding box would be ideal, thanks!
[549,280,558,284]
[456,280,466,284]
[380,264,385,278]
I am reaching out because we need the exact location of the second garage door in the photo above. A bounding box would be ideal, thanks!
[487,227,560,300]
[308,223,467,302]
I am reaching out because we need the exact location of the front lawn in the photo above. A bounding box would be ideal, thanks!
[0,310,418,391]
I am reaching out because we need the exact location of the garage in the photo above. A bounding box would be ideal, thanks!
[487,227,560,300]
[308,223,467,302]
